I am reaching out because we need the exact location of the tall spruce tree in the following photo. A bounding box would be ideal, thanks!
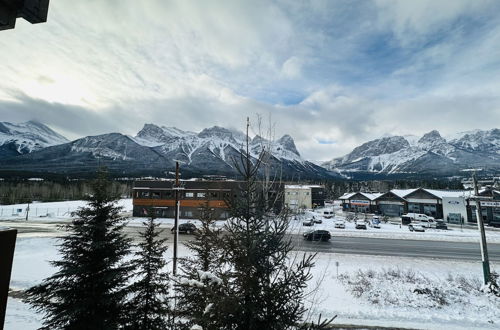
[177,119,331,329]
[26,170,131,330]
[221,137,318,329]
[175,199,227,330]
[125,211,171,330]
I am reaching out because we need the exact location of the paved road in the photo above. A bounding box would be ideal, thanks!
[4,219,500,261]
[291,235,500,261]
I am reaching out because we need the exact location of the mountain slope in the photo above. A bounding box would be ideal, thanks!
[138,124,329,178]
[0,123,332,179]
[0,121,68,157]
[0,133,169,175]
[323,129,500,178]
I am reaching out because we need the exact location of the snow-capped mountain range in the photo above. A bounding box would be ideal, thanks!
[133,124,304,165]
[1,121,498,179]
[322,129,500,178]
[0,122,329,178]
[0,121,68,157]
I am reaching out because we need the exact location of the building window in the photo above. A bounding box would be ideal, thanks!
[163,191,172,198]
[210,192,218,198]
[185,192,194,198]
[140,191,150,198]
[152,192,161,199]
[306,192,310,195]
[197,192,206,198]
[423,204,436,217]
[493,208,500,222]
[447,213,462,224]
[408,203,420,213]
[470,206,489,222]
[184,211,193,217]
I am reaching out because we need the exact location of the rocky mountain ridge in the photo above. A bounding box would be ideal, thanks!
[0,122,330,179]
[322,129,500,178]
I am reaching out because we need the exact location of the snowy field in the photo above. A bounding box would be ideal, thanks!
[5,236,500,330]
[2,199,500,243]
[3,199,500,328]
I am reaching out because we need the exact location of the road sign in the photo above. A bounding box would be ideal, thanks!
[481,201,500,207]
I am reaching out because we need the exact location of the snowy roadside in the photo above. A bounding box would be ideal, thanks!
[5,236,500,330]
[2,199,500,243]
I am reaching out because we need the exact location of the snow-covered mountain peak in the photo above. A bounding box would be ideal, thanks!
[417,130,453,155]
[0,121,68,156]
[418,130,444,144]
[134,123,195,146]
[340,136,410,163]
[197,126,241,141]
[276,134,300,156]
[449,128,500,154]
[322,128,500,177]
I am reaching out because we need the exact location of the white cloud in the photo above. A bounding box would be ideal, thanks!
[281,56,303,78]
[1,0,500,162]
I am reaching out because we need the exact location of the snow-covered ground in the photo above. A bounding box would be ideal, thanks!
[0,199,133,221]
[307,253,500,329]
[2,199,499,243]
[5,236,500,329]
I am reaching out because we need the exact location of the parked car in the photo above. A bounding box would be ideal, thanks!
[403,213,435,222]
[435,220,448,230]
[323,210,334,219]
[355,219,367,230]
[401,215,412,225]
[303,219,314,226]
[419,218,435,228]
[408,224,425,232]
[371,216,381,229]
[172,223,197,234]
[303,230,331,241]
[334,220,346,229]
[313,217,323,224]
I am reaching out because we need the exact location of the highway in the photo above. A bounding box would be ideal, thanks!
[292,235,500,261]
[4,220,500,262]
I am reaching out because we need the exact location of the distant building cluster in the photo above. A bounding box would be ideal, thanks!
[133,180,326,220]
[283,185,325,210]
[339,187,500,226]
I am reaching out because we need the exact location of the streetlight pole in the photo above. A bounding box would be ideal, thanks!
[172,161,180,276]
[473,171,491,284]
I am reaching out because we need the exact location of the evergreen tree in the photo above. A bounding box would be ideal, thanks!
[220,144,317,329]
[176,198,228,330]
[26,170,131,330]
[125,211,171,330]
[194,119,331,329]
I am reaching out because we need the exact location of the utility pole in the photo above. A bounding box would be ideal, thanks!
[473,171,491,284]
[172,161,181,276]
[25,202,30,221]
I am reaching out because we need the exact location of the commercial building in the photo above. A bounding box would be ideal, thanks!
[133,180,238,219]
[132,179,284,219]
[339,192,381,214]
[284,185,325,210]
[467,187,500,226]
[339,188,475,224]
[373,189,412,217]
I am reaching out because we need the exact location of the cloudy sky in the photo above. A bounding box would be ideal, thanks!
[1,0,500,161]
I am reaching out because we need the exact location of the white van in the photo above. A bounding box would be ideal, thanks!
[323,210,334,219]
[403,213,435,227]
